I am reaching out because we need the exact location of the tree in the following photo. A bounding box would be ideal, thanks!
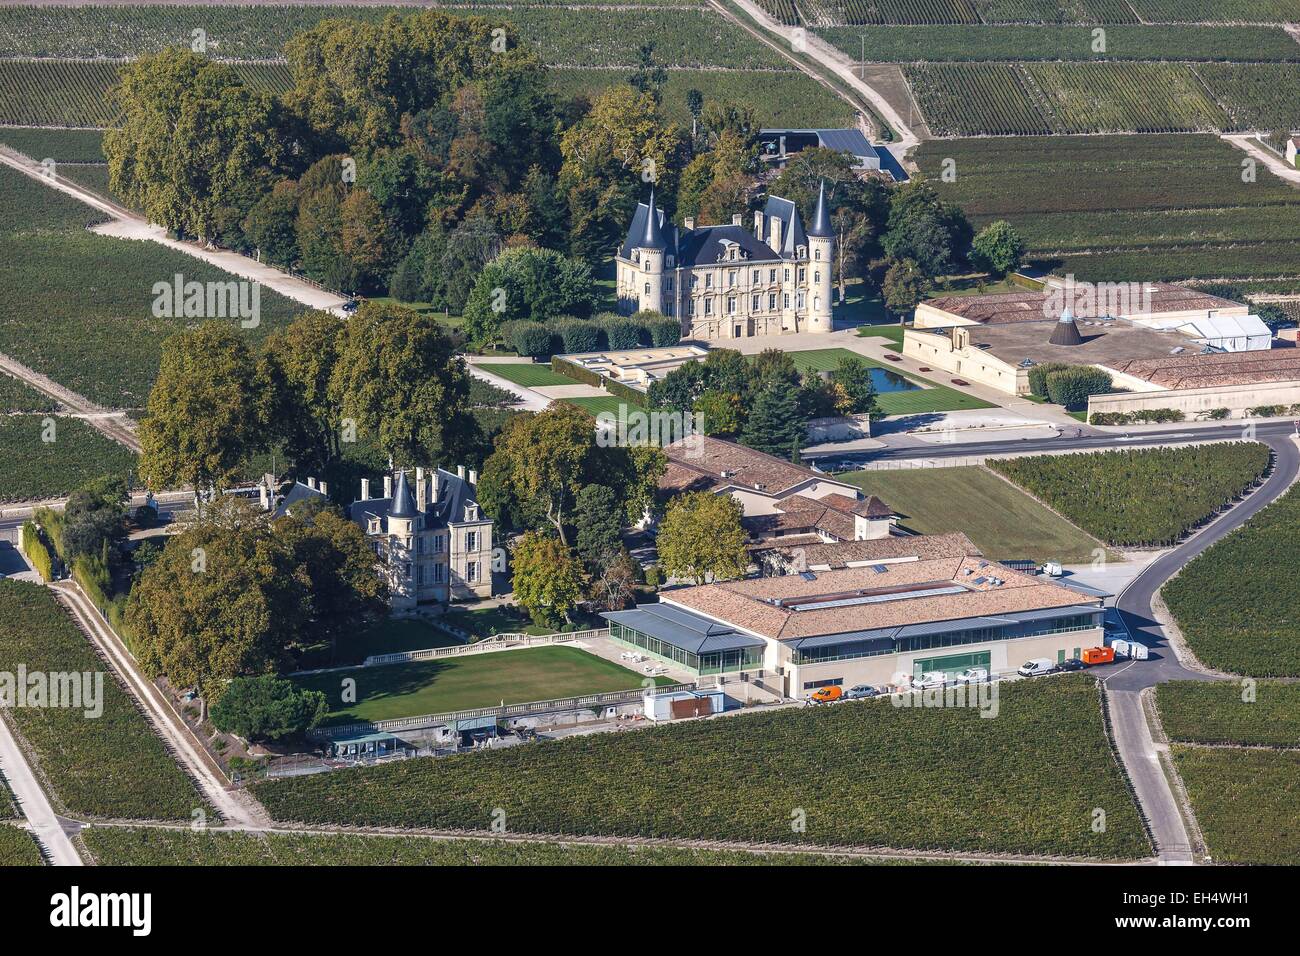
[138,324,268,506]
[261,310,343,471]
[61,476,130,565]
[589,548,640,612]
[243,180,300,267]
[970,220,1026,278]
[628,41,669,102]
[106,49,291,243]
[881,257,930,321]
[275,507,388,659]
[656,492,747,584]
[695,389,742,437]
[124,498,304,699]
[329,302,473,464]
[830,355,880,417]
[740,380,804,458]
[480,404,595,544]
[210,675,328,741]
[882,181,972,280]
[511,532,586,629]
[462,246,596,347]
[574,484,623,566]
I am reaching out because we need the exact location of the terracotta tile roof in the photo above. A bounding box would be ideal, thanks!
[753,532,981,569]
[1109,349,1300,389]
[662,435,849,497]
[665,556,1091,640]
[925,283,1240,326]
[742,492,895,542]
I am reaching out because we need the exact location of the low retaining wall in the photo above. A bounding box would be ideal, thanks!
[1087,380,1300,421]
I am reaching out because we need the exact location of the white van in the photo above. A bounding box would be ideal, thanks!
[1017,658,1056,677]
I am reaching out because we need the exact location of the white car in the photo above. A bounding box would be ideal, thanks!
[910,672,949,690]
[954,667,989,684]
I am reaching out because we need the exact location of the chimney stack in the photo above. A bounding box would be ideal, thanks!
[258,482,269,512]
[770,217,782,252]
[383,474,392,499]
[731,213,742,226]
[754,210,764,240]
[432,470,441,503]
[361,477,370,500]
[468,468,478,486]
[457,465,466,480]
[415,467,426,511]
[319,480,327,497]
[683,216,695,231]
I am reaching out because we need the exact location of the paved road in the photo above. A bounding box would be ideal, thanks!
[1094,434,1299,863]
[810,418,1299,467]
[0,715,83,865]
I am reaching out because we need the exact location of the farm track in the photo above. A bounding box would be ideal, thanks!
[0,350,140,453]
[53,581,273,830]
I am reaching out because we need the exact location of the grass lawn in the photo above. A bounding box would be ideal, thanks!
[1173,746,1300,865]
[832,283,890,325]
[562,395,636,418]
[480,362,575,388]
[441,604,595,638]
[299,617,465,669]
[294,645,654,724]
[778,347,995,416]
[842,466,1107,563]
[253,675,1149,858]
[858,324,906,349]
[366,297,464,327]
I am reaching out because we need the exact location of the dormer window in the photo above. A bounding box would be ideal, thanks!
[666,255,674,268]
[798,245,806,259]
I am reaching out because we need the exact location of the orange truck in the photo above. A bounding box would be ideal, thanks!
[1081,646,1115,666]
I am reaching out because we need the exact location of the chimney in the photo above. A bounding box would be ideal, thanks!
[361,477,370,501]
[457,465,466,480]
[770,217,782,252]
[754,210,764,240]
[258,482,269,512]
[319,480,327,497]
[779,134,787,159]
[731,213,742,226]
[383,474,392,499]
[415,467,426,511]
[468,468,478,486]
[432,470,442,503]
[683,216,695,231]
[465,502,479,522]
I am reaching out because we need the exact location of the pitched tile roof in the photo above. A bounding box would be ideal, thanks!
[753,531,980,570]
[1108,348,1300,388]
[665,556,1091,641]
[662,435,855,498]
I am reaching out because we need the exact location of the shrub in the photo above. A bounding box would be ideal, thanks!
[1131,408,1184,423]
[19,522,54,582]
[552,318,602,354]
[210,674,328,742]
[1044,366,1113,410]
[1088,411,1132,426]
[601,316,643,350]
[505,322,554,358]
[1247,404,1288,418]
[646,316,683,347]
[1201,407,1231,421]
[1027,361,1070,398]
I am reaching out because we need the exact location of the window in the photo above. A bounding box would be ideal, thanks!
[802,678,844,690]
[466,531,478,552]
[705,274,713,289]
[691,275,698,290]
[784,268,790,282]
[752,269,759,283]
[728,270,736,287]
[798,268,806,283]
[467,561,478,583]
[769,293,777,310]
[751,294,760,311]
[666,278,674,292]
[417,537,424,554]
[783,293,790,309]
[814,271,820,284]
[644,282,650,296]
[417,564,425,584]
[727,297,736,314]
[666,303,674,316]
[797,292,805,309]
[814,248,821,261]
[704,299,713,315]
[689,301,696,316]
[769,268,777,282]
[666,255,674,267]
[433,563,444,583]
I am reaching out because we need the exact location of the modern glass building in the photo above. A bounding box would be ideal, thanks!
[604,604,766,677]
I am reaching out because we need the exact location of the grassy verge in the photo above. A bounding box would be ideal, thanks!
[477,362,574,388]
[0,580,211,821]
[1156,681,1300,748]
[843,466,1107,563]
[1173,746,1300,865]
[254,675,1149,859]
[292,645,655,724]
[81,828,910,866]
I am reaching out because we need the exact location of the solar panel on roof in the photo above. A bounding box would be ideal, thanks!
[799,571,817,581]
[871,564,889,573]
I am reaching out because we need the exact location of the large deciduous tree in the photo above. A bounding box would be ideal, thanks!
[656,492,747,584]
[510,532,586,629]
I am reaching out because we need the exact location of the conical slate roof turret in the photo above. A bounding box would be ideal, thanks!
[808,180,833,238]
[641,187,666,250]
[389,469,419,518]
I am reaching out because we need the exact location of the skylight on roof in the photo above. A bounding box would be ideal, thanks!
[785,585,967,612]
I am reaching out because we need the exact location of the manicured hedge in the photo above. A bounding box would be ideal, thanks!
[19,522,54,582]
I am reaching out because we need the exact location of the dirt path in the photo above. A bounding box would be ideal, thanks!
[0,714,84,865]
[52,581,272,830]
[0,146,349,316]
[1221,133,1300,187]
[0,351,140,452]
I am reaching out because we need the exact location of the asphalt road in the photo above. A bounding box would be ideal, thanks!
[810,419,1300,468]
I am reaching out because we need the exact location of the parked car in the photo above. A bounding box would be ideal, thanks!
[844,684,880,700]
[1058,658,1087,672]
[809,686,844,703]
[954,667,989,684]
[911,671,949,690]
[951,378,971,386]
[1017,658,1057,677]
[341,299,360,313]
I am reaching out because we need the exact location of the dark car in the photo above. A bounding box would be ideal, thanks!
[1058,658,1087,672]
[951,378,971,386]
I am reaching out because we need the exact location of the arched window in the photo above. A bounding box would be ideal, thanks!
[815,249,821,261]
[814,271,820,284]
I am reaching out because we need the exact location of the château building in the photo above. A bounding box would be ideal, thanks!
[615,182,835,341]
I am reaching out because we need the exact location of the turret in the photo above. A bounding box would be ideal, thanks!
[387,469,419,608]
[636,187,666,314]
[806,180,834,333]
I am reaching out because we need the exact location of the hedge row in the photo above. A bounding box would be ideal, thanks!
[502,311,681,358]
[550,356,648,407]
[19,521,54,582]
[1089,409,1187,425]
